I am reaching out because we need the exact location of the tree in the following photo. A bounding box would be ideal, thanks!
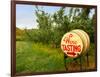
[25,6,95,47]
[35,6,53,44]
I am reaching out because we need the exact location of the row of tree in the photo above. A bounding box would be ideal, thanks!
[19,6,96,48]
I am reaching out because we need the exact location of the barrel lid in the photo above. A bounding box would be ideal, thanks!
[61,32,83,58]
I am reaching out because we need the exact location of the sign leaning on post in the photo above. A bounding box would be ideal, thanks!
[61,29,90,70]
[61,29,90,58]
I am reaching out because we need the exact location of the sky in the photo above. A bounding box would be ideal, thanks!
[16,4,95,29]
[16,4,62,29]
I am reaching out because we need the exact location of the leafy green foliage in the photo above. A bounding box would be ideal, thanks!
[17,7,95,46]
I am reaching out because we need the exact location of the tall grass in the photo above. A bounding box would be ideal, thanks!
[16,41,65,74]
[16,41,96,74]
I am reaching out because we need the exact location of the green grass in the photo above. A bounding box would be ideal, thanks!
[16,41,96,74]
[16,41,66,74]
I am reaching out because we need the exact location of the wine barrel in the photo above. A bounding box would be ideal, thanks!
[61,29,90,58]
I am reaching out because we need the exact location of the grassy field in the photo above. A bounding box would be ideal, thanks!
[16,41,96,74]
[16,41,66,74]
